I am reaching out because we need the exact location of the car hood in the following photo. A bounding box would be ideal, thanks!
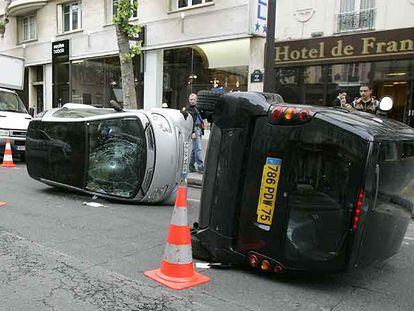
[0,111,32,130]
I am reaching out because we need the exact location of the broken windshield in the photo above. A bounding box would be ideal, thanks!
[0,91,27,113]
[86,117,147,198]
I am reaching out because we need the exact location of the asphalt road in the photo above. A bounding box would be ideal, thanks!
[1,163,414,310]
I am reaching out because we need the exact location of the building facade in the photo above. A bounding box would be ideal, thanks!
[273,0,414,125]
[1,0,413,123]
[0,0,268,112]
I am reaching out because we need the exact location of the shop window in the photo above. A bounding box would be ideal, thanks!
[163,47,247,110]
[18,15,36,43]
[337,0,375,33]
[170,0,213,10]
[59,2,82,33]
[109,0,138,21]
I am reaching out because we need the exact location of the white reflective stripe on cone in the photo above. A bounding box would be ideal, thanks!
[170,207,188,226]
[163,244,193,265]
[3,154,13,161]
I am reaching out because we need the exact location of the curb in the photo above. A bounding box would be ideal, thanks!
[187,173,203,187]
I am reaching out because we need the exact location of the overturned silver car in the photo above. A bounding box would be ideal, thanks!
[26,104,192,204]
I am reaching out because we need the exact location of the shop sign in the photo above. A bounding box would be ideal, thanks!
[128,26,146,46]
[52,40,69,58]
[274,27,414,67]
[250,69,264,83]
[249,0,268,37]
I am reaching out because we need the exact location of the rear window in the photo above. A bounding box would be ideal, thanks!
[285,118,369,262]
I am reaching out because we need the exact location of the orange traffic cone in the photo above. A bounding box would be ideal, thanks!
[145,185,210,290]
[2,139,15,168]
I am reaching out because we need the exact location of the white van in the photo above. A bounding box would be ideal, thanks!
[0,54,32,160]
[0,88,32,159]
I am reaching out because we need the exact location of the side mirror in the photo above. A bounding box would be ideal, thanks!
[379,96,393,111]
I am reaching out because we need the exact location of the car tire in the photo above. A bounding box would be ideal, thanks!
[197,90,223,120]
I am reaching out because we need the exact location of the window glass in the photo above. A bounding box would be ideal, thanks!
[111,0,137,18]
[178,0,188,8]
[23,18,29,40]
[378,141,414,205]
[163,47,247,109]
[86,118,146,198]
[20,15,36,42]
[360,0,375,10]
[27,121,87,186]
[177,0,211,8]
[29,17,36,39]
[112,0,119,16]
[62,2,81,32]
[72,4,79,30]
[0,91,27,113]
[285,119,368,262]
[63,5,70,32]
[340,0,355,12]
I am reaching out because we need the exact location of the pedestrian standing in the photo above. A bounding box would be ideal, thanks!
[332,89,352,109]
[186,93,205,174]
[352,83,379,114]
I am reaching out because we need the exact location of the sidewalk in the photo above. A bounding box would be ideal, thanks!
[187,129,209,188]
[187,172,203,187]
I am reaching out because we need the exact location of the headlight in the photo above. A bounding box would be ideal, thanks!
[150,113,172,133]
[0,129,10,136]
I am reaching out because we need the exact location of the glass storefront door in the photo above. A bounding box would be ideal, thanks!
[163,45,249,110]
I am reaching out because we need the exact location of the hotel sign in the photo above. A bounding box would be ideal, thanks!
[249,0,268,37]
[274,28,414,66]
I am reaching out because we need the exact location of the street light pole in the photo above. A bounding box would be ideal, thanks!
[263,0,276,93]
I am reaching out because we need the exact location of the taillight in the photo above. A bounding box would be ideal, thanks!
[284,107,296,120]
[274,265,283,273]
[353,190,364,231]
[299,109,310,120]
[247,252,285,273]
[248,254,259,268]
[269,105,313,124]
[271,106,284,121]
[260,260,271,271]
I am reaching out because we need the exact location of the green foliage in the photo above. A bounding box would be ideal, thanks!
[120,43,141,63]
[113,0,142,60]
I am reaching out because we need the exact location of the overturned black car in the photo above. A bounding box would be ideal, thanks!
[192,92,414,273]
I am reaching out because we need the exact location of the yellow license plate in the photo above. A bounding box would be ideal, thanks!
[256,157,282,229]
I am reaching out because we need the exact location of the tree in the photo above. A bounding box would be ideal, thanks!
[0,0,11,38]
[112,0,142,109]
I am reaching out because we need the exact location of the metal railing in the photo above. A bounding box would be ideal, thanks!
[336,8,376,33]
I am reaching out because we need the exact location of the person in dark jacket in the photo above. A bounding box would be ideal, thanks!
[186,93,205,174]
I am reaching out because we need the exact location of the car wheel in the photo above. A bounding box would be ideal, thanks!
[197,90,224,121]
